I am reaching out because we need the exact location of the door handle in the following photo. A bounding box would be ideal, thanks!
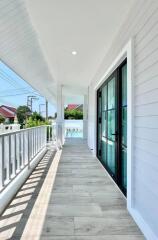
[111,131,118,136]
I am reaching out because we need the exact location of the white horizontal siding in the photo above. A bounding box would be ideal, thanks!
[135,48,158,76]
[135,102,158,116]
[133,7,158,229]
[89,0,158,238]
[134,173,158,233]
[135,3,158,48]
[135,62,158,85]
[135,76,158,96]
[135,127,158,143]
[134,137,158,156]
[135,116,158,129]
[134,163,158,199]
[134,147,158,172]
[135,33,158,65]
[135,88,158,106]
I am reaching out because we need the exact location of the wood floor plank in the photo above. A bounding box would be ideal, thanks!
[40,138,144,239]
[0,138,145,239]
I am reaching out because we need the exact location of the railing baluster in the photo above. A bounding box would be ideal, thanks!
[38,128,40,150]
[28,130,30,169]
[23,131,25,166]
[34,128,36,155]
[37,128,38,153]
[20,132,24,168]
[42,126,45,148]
[32,129,34,157]
[19,133,22,169]
[5,136,10,183]
[14,133,17,172]
[39,127,41,149]
[23,132,25,165]
[36,128,38,153]
[31,129,33,160]
[0,125,52,191]
[12,134,16,177]
[31,129,33,157]
[16,133,20,172]
[34,128,36,156]
[0,136,4,190]
[36,128,38,152]
[8,135,11,179]
[45,126,47,145]
[48,126,50,142]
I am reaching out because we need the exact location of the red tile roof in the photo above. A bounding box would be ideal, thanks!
[67,104,78,110]
[0,108,15,118]
[0,105,16,113]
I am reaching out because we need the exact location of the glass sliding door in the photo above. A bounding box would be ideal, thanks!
[120,63,127,192]
[101,84,107,165]
[97,59,127,195]
[107,76,116,177]
[97,91,102,159]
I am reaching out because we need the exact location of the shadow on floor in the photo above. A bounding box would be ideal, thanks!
[0,150,55,240]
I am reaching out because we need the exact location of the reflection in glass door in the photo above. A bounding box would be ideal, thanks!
[97,91,102,158]
[97,59,127,195]
[107,76,116,176]
[121,63,127,191]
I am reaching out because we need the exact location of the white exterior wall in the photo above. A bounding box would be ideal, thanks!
[88,1,158,239]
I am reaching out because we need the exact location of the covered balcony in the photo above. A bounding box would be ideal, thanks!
[0,136,143,239]
[0,0,158,239]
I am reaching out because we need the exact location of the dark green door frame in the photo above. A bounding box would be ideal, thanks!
[97,59,127,195]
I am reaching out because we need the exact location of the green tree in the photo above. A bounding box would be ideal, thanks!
[0,115,5,124]
[25,111,50,128]
[17,106,31,127]
[31,111,44,122]
[64,109,83,119]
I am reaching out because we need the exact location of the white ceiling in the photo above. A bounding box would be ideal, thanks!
[0,0,136,106]
[26,0,136,97]
[0,0,55,104]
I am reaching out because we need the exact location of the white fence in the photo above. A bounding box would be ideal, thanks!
[0,125,54,192]
[65,120,83,138]
[0,124,20,134]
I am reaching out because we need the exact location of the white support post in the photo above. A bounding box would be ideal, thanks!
[56,84,64,147]
[83,94,88,139]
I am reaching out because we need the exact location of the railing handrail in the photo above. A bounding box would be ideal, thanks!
[0,124,56,192]
[0,125,50,137]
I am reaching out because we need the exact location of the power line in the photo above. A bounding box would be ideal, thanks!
[0,73,42,97]
[0,91,36,97]
[0,87,30,94]
[0,71,22,89]
[0,67,43,99]
[0,68,24,88]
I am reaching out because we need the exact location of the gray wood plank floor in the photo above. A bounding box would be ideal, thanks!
[41,138,144,240]
[0,138,145,239]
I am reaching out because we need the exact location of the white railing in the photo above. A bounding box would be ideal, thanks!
[65,120,83,138]
[0,123,20,134]
[47,123,57,143]
[0,125,54,192]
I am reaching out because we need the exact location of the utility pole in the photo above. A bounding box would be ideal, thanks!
[27,96,38,112]
[39,103,45,115]
[46,100,48,120]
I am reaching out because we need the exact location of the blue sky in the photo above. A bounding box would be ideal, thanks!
[0,61,56,117]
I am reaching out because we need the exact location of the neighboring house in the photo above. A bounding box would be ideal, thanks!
[75,104,83,111]
[0,105,17,122]
[67,104,83,111]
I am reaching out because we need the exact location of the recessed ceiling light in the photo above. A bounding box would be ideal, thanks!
[72,51,77,55]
